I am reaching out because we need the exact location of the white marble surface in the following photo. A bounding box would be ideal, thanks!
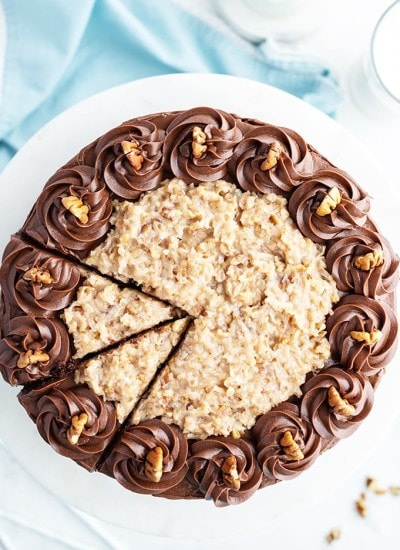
[1,1,400,549]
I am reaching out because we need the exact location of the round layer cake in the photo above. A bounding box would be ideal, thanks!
[0,107,398,507]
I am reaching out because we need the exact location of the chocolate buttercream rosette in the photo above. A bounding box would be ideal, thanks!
[94,119,166,200]
[187,437,262,507]
[0,237,81,317]
[23,165,112,259]
[228,124,314,195]
[253,402,322,482]
[18,374,118,471]
[100,420,188,495]
[300,367,374,439]
[0,315,71,385]
[327,294,398,376]
[325,228,399,298]
[163,107,242,182]
[288,169,371,244]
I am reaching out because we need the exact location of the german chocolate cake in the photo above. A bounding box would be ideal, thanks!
[0,107,398,506]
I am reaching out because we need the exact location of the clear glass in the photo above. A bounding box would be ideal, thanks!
[350,1,400,117]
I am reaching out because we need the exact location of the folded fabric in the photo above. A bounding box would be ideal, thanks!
[0,0,342,172]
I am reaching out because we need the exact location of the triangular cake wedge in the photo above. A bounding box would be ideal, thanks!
[18,318,190,471]
[74,317,190,424]
[0,236,182,385]
[61,270,182,359]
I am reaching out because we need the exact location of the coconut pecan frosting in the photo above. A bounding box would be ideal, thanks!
[0,107,398,507]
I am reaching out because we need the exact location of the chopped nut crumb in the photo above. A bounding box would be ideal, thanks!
[366,477,386,495]
[355,492,367,517]
[389,486,400,496]
[326,529,341,543]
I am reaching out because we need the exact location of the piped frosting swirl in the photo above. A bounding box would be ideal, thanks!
[0,237,81,316]
[95,119,165,199]
[18,374,118,471]
[327,294,398,376]
[288,169,370,243]
[164,107,242,182]
[300,367,374,439]
[0,315,71,385]
[253,402,322,481]
[229,124,314,194]
[23,165,112,259]
[101,419,188,494]
[187,437,262,507]
[325,228,399,297]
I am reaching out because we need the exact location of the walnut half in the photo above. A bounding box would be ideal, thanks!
[221,455,241,490]
[354,249,384,271]
[280,430,304,461]
[67,413,88,445]
[316,187,341,216]
[192,126,207,159]
[328,386,356,417]
[121,140,144,171]
[350,330,382,345]
[23,267,53,285]
[145,446,163,482]
[260,142,282,171]
[17,349,50,369]
[61,195,89,224]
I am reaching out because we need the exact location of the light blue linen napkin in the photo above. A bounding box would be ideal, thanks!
[0,0,342,172]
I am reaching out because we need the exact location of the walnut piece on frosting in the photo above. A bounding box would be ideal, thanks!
[354,249,384,271]
[61,195,89,224]
[121,140,144,170]
[328,386,356,417]
[192,126,207,159]
[145,446,164,482]
[23,267,53,285]
[260,142,282,171]
[316,187,341,216]
[222,455,241,490]
[67,413,88,445]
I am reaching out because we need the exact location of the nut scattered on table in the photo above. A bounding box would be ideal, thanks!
[121,140,144,170]
[17,349,50,369]
[389,486,400,496]
[260,142,282,171]
[366,477,386,495]
[316,187,341,216]
[280,430,304,461]
[61,195,89,224]
[354,249,384,271]
[222,455,241,490]
[350,330,382,345]
[67,413,89,445]
[23,267,53,285]
[145,446,164,482]
[192,126,207,159]
[355,492,367,517]
[328,386,356,417]
[326,529,341,544]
